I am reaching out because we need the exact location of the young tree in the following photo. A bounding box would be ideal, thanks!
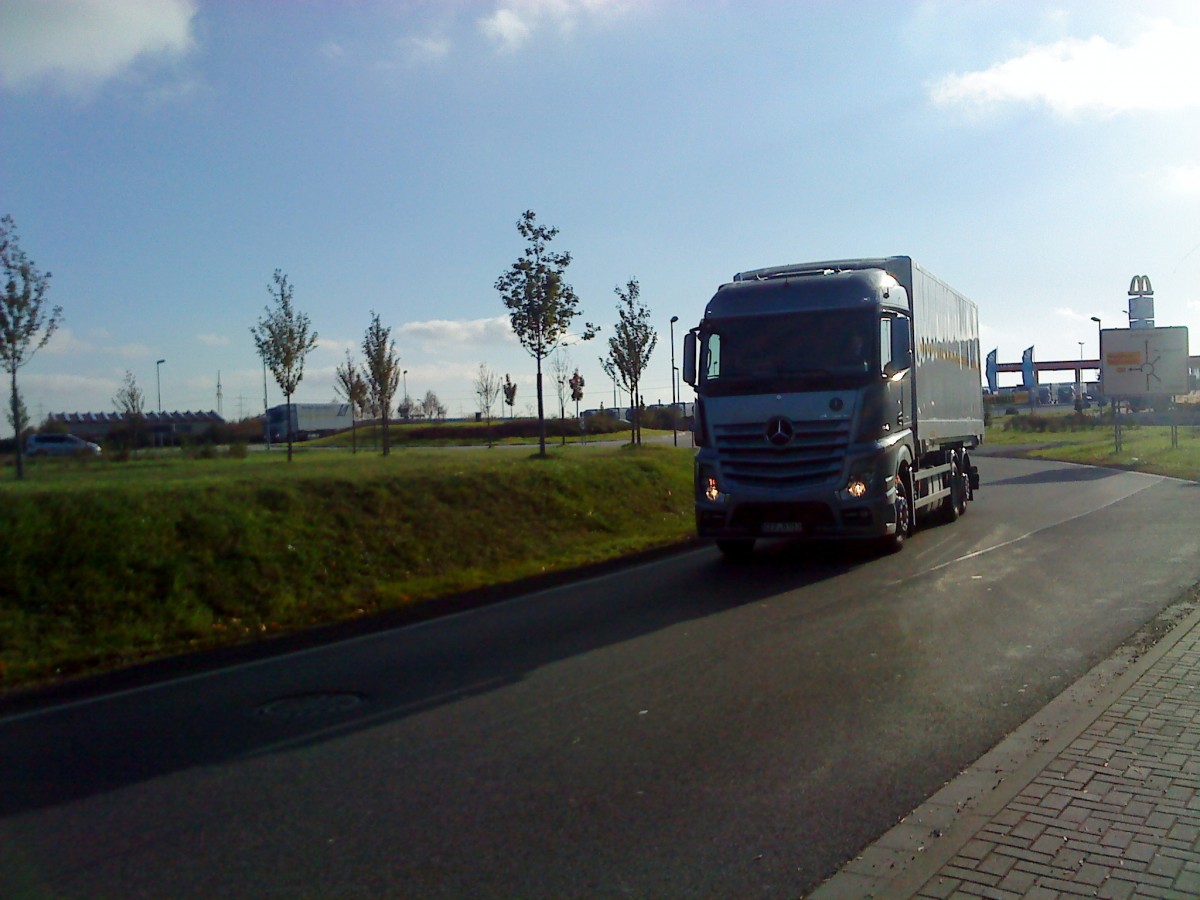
[474,362,502,448]
[601,278,657,446]
[550,350,571,446]
[420,390,445,422]
[361,311,401,456]
[251,269,318,462]
[334,349,368,454]
[1,215,63,480]
[396,393,414,422]
[494,210,596,457]
[502,373,517,419]
[113,369,146,455]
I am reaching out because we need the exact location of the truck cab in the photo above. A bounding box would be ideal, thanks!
[683,259,981,559]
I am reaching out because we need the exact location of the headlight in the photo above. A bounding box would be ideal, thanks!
[705,475,722,502]
[845,458,883,498]
[698,465,726,503]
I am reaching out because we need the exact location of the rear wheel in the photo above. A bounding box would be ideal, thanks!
[940,456,966,523]
[717,539,755,562]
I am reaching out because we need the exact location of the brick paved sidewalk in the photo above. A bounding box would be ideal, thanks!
[813,601,1200,899]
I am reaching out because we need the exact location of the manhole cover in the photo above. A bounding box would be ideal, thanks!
[256,692,367,720]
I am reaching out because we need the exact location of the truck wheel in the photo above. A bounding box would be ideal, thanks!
[881,471,912,553]
[717,539,755,562]
[941,457,966,523]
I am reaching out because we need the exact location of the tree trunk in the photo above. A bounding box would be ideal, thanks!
[285,394,294,462]
[536,361,546,457]
[11,369,24,480]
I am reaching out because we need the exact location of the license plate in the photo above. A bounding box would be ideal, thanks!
[762,522,803,534]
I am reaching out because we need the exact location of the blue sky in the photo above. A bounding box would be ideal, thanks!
[2,0,1199,436]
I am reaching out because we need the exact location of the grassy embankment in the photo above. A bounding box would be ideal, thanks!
[0,443,694,690]
[4,411,1199,693]
[985,410,1200,480]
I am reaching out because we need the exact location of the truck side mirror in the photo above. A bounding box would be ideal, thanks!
[683,331,697,386]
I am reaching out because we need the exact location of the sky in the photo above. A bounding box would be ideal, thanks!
[2,0,1199,437]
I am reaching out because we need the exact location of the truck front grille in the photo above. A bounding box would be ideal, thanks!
[714,419,850,489]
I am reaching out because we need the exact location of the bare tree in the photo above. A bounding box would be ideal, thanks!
[494,210,596,457]
[420,390,445,422]
[474,363,502,447]
[361,311,401,455]
[0,215,63,479]
[113,369,146,456]
[601,278,657,445]
[335,349,368,454]
[550,350,571,446]
[251,269,318,462]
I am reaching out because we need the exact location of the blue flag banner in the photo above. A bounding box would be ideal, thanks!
[1021,346,1035,389]
[985,349,998,393]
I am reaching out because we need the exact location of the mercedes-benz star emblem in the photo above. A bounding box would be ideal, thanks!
[765,416,794,447]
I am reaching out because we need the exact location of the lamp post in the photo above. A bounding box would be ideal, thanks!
[156,359,165,414]
[1076,341,1084,409]
[670,316,679,446]
[402,369,408,421]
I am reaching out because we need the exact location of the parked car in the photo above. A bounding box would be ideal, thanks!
[25,433,102,457]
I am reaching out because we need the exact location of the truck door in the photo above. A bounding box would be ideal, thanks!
[881,313,913,433]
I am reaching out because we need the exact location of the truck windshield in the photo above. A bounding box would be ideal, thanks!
[699,309,877,396]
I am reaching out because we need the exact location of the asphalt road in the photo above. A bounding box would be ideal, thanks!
[3,455,1199,898]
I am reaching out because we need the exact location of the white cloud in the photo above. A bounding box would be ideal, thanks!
[39,327,94,356]
[931,19,1200,118]
[400,316,517,349]
[404,34,451,64]
[1165,164,1200,194]
[196,333,230,347]
[314,336,357,357]
[481,8,534,51]
[479,0,634,52]
[0,0,197,93]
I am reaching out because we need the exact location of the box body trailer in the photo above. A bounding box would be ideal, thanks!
[265,403,353,442]
[682,256,983,557]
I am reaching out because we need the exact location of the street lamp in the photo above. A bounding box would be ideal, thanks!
[670,316,679,446]
[1076,341,1084,409]
[402,369,408,421]
[156,359,165,414]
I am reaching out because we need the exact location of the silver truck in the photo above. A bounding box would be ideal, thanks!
[682,256,983,558]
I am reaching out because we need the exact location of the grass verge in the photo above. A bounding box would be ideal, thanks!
[986,412,1200,481]
[0,444,694,691]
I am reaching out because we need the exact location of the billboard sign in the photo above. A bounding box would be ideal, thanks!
[1099,326,1189,397]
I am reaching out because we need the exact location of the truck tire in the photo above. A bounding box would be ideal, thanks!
[717,539,755,562]
[881,469,912,553]
[941,456,967,523]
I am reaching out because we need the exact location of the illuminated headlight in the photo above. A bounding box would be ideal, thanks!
[705,475,723,502]
[698,466,726,503]
[844,459,882,498]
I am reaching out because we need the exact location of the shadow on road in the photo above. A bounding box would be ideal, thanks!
[0,536,878,815]
[987,464,1129,487]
